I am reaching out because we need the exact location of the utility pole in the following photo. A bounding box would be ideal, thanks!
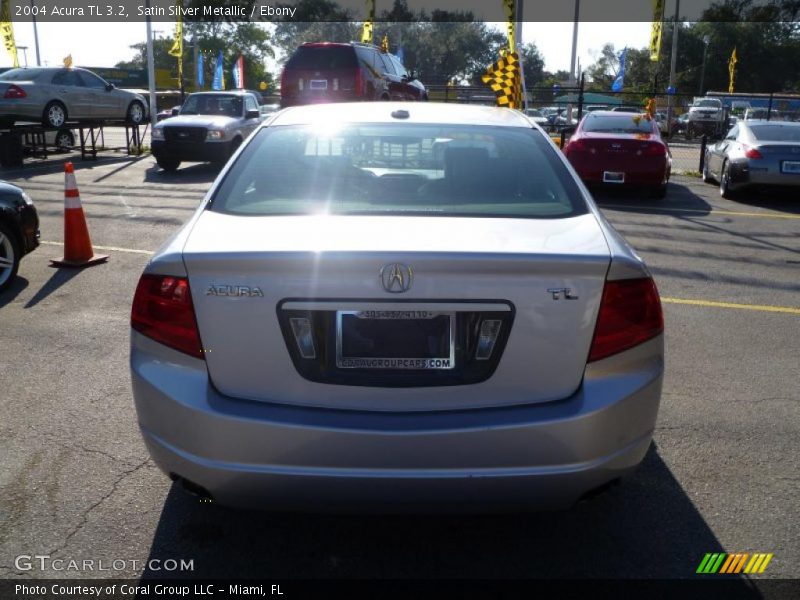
[699,35,710,95]
[30,0,41,66]
[515,0,527,110]
[569,0,580,85]
[667,0,680,135]
[145,0,157,127]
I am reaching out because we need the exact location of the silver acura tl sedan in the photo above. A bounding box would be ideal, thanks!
[130,102,664,512]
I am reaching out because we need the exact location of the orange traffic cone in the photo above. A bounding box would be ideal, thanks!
[50,162,108,268]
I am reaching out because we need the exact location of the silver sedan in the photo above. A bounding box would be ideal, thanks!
[703,120,800,197]
[130,103,664,512]
[0,67,147,128]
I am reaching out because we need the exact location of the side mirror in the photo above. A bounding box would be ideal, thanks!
[171,108,180,116]
[407,69,417,81]
[245,109,260,120]
[105,83,115,91]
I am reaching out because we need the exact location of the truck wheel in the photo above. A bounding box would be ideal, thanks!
[156,158,180,172]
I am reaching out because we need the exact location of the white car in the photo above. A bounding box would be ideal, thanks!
[130,102,664,511]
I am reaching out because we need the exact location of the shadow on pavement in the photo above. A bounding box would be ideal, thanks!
[592,182,713,217]
[727,188,800,215]
[144,162,222,185]
[0,276,29,309]
[140,443,758,591]
[23,267,82,309]
[0,154,142,181]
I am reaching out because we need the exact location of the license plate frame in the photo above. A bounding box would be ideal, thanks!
[335,310,456,370]
[603,171,625,183]
[309,79,328,90]
[781,160,800,174]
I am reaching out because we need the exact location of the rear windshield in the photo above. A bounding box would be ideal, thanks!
[749,125,800,142]
[210,124,586,219]
[285,46,358,70]
[181,94,242,117]
[0,68,47,81]
[583,114,655,133]
[693,99,721,107]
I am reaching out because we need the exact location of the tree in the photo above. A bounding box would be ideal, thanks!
[520,43,545,87]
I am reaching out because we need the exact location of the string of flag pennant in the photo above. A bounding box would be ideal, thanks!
[1,0,18,68]
[482,0,523,109]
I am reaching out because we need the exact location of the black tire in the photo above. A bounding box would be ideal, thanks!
[43,101,67,128]
[156,157,180,172]
[54,129,74,150]
[719,161,736,199]
[650,184,668,199]
[0,221,21,293]
[229,137,242,159]
[126,100,146,124]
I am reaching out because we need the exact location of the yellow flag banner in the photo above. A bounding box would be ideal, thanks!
[361,0,374,44]
[63,54,73,68]
[728,47,737,93]
[168,0,183,83]
[649,0,665,62]
[380,35,389,53]
[482,51,522,109]
[503,0,515,53]
[1,0,19,68]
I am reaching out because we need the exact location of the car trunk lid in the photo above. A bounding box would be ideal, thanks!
[182,211,611,411]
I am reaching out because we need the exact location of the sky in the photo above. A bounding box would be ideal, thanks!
[2,21,653,76]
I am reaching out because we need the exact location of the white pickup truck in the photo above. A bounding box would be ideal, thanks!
[686,97,728,139]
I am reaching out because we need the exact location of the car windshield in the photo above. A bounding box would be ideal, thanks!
[0,68,47,81]
[210,124,585,219]
[693,99,720,107]
[181,94,243,117]
[583,115,654,133]
[749,125,800,142]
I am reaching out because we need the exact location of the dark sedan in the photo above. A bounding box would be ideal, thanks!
[0,181,39,292]
[703,120,800,198]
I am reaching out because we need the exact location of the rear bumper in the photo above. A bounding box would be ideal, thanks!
[152,139,232,162]
[131,333,663,512]
[729,159,800,189]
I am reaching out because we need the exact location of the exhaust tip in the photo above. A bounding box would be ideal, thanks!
[576,477,622,505]
[171,473,214,502]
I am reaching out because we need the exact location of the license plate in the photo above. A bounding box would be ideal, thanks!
[336,311,455,370]
[309,79,328,90]
[603,171,625,183]
[781,161,800,174]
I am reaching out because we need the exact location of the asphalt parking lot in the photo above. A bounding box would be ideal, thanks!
[0,154,797,587]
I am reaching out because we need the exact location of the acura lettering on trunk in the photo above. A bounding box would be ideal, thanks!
[130,102,664,512]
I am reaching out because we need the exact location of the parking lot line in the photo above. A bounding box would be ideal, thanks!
[39,240,153,256]
[602,205,800,220]
[662,296,800,315]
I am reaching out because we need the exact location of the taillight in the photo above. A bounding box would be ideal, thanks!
[645,142,667,156]
[354,68,363,97]
[4,84,26,99]
[744,145,763,159]
[131,274,204,359]
[588,277,663,362]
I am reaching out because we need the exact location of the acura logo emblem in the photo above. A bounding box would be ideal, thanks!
[380,263,413,293]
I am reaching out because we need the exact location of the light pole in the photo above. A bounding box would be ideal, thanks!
[698,35,710,95]
[30,0,41,65]
[667,0,680,136]
[145,0,157,127]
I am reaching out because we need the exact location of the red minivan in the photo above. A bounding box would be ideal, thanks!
[563,111,672,198]
[280,42,427,108]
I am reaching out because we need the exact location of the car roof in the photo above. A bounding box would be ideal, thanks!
[269,102,534,128]
[585,110,648,117]
[742,119,799,126]
[188,90,253,97]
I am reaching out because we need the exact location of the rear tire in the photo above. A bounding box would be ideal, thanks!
[0,221,21,293]
[156,157,180,172]
[43,101,67,128]
[719,161,736,199]
[650,184,668,200]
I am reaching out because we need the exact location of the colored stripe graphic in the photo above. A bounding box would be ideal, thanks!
[699,553,773,574]
[744,553,774,574]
